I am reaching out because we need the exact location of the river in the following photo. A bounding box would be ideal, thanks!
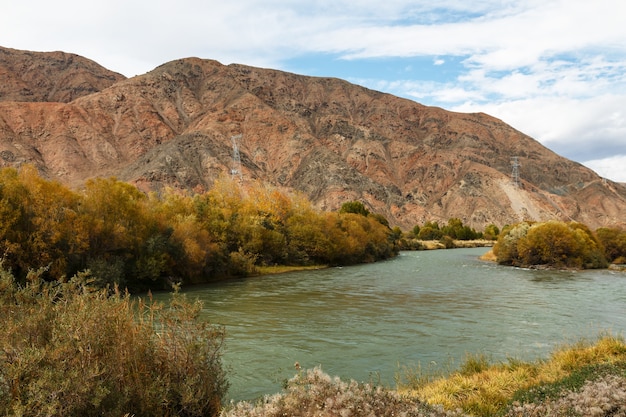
[163,247,626,401]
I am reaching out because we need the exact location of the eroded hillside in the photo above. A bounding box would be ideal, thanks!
[1,48,625,229]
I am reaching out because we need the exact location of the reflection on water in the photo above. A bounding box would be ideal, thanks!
[155,248,626,401]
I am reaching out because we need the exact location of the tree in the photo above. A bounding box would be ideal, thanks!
[493,222,532,265]
[417,225,443,240]
[339,201,370,216]
[0,166,88,280]
[596,227,626,263]
[495,221,607,269]
[483,224,500,240]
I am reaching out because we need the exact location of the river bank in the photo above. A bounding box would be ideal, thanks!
[250,239,495,277]
[221,334,626,417]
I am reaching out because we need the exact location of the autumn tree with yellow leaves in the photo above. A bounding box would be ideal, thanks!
[0,167,397,291]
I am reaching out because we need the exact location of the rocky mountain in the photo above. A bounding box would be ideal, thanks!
[0,46,125,103]
[1,46,625,230]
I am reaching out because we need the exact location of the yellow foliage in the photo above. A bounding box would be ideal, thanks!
[400,334,626,416]
[0,167,396,289]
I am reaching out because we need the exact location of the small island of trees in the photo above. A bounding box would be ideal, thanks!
[493,220,626,269]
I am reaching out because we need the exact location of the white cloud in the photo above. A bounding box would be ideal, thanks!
[584,155,626,182]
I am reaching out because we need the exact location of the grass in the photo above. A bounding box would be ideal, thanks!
[397,333,626,416]
[509,361,626,406]
[255,264,327,275]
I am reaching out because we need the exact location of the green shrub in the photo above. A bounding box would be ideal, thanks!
[418,226,444,240]
[0,264,228,417]
[440,235,456,249]
[483,224,500,241]
[339,200,370,216]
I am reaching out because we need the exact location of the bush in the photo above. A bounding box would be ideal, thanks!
[418,226,444,240]
[494,221,607,269]
[0,264,228,417]
[596,227,626,264]
[339,200,370,216]
[483,224,500,241]
[221,367,467,417]
[505,375,626,416]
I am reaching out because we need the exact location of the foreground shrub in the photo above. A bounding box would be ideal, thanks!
[505,375,626,416]
[0,264,228,417]
[221,367,467,417]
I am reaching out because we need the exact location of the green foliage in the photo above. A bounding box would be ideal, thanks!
[390,226,403,242]
[483,224,500,241]
[0,264,228,417]
[441,218,480,240]
[417,226,444,240]
[411,219,481,241]
[339,200,370,216]
[0,167,396,290]
[508,361,626,407]
[493,221,608,269]
[439,235,455,249]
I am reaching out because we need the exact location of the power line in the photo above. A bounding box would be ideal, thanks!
[231,134,243,181]
[511,156,521,188]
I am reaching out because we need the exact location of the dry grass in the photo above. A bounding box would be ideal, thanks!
[399,334,626,416]
[478,249,497,262]
[255,264,327,275]
[0,264,228,417]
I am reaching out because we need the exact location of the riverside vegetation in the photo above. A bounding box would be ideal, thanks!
[221,334,626,417]
[0,265,228,417]
[0,165,396,292]
[2,165,626,416]
[3,270,625,417]
[493,220,626,269]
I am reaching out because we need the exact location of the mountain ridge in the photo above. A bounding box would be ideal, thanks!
[1,46,625,229]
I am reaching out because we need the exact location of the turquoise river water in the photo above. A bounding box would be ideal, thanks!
[160,247,626,401]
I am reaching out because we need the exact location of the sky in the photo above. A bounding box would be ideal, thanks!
[2,0,625,182]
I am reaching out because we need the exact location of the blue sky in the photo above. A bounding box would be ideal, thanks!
[2,0,625,181]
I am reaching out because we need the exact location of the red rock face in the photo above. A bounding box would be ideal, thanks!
[1,48,625,229]
[0,46,125,102]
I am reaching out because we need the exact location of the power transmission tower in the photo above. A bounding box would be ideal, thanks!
[231,134,243,181]
[511,156,521,188]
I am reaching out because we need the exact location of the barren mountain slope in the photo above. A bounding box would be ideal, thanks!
[0,46,125,103]
[0,50,624,229]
